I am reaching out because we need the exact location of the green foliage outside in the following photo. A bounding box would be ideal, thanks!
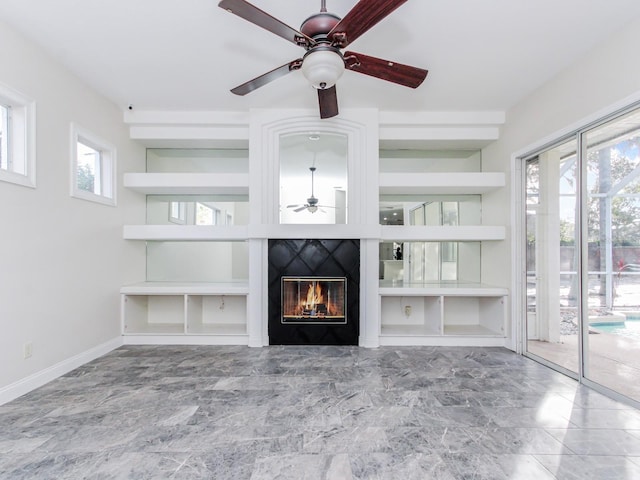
[77,163,95,193]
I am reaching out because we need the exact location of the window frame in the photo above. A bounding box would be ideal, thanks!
[0,83,36,188]
[70,123,117,206]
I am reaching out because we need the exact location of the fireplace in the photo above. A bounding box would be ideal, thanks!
[268,239,359,345]
[282,277,346,324]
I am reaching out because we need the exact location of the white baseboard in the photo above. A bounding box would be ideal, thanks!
[122,335,249,346]
[0,336,123,406]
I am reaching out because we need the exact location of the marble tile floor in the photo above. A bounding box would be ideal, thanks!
[2,346,640,479]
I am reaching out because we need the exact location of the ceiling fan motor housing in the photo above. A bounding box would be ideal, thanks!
[300,12,341,42]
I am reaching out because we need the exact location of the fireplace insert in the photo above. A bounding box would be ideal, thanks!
[281,276,346,324]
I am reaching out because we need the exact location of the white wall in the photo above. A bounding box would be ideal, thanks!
[481,18,640,348]
[0,20,145,392]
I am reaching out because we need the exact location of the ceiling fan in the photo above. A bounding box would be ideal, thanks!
[218,0,428,119]
[287,166,336,213]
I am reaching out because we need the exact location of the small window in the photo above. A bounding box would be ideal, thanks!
[0,83,36,187]
[169,201,186,224]
[71,124,116,206]
[196,203,214,225]
[195,203,222,225]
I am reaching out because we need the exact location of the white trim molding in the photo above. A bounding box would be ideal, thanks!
[0,82,36,188]
[0,337,123,406]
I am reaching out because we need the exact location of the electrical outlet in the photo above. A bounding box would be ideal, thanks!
[23,342,33,359]
[404,305,412,317]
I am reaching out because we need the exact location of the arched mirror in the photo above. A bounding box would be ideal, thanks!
[279,131,348,224]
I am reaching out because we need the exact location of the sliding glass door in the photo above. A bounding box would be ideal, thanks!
[583,111,640,400]
[523,105,640,403]
[525,138,580,375]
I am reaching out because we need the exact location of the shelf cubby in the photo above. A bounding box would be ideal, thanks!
[122,294,186,335]
[380,295,442,336]
[186,294,247,335]
[442,296,505,336]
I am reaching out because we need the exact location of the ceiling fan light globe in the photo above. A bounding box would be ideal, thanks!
[307,205,319,213]
[301,49,345,90]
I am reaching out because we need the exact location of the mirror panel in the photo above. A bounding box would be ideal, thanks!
[146,195,249,226]
[146,241,249,282]
[279,132,348,224]
[379,195,481,226]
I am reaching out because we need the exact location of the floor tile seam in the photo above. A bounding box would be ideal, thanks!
[624,429,640,440]
[464,426,581,455]
[499,453,560,480]
[537,430,587,456]
[569,425,640,430]
[536,453,640,458]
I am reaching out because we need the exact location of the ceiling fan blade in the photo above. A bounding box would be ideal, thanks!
[344,51,427,88]
[294,206,308,212]
[328,0,408,48]
[231,59,302,95]
[318,86,339,119]
[218,0,315,47]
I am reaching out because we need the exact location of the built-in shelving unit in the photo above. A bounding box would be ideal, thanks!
[121,113,509,348]
[378,283,508,346]
[377,155,508,346]
[121,282,249,343]
[121,149,251,344]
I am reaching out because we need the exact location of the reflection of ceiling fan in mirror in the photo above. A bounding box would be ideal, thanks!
[287,166,336,213]
[218,0,428,119]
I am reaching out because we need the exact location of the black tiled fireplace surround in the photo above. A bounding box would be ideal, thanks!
[268,239,360,345]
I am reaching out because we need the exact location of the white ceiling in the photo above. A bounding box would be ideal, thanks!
[1,0,640,114]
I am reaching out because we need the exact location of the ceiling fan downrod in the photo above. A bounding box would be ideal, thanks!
[320,0,327,13]
[309,166,316,198]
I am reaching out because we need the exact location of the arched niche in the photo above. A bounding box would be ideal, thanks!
[248,110,379,227]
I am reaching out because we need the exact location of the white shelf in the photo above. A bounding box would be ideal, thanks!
[121,282,249,295]
[124,172,249,195]
[379,281,508,296]
[380,225,505,241]
[249,224,381,240]
[381,324,441,336]
[124,323,186,335]
[443,324,502,336]
[123,225,248,241]
[379,172,505,195]
[186,324,247,335]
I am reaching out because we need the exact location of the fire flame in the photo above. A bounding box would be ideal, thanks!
[304,282,323,309]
